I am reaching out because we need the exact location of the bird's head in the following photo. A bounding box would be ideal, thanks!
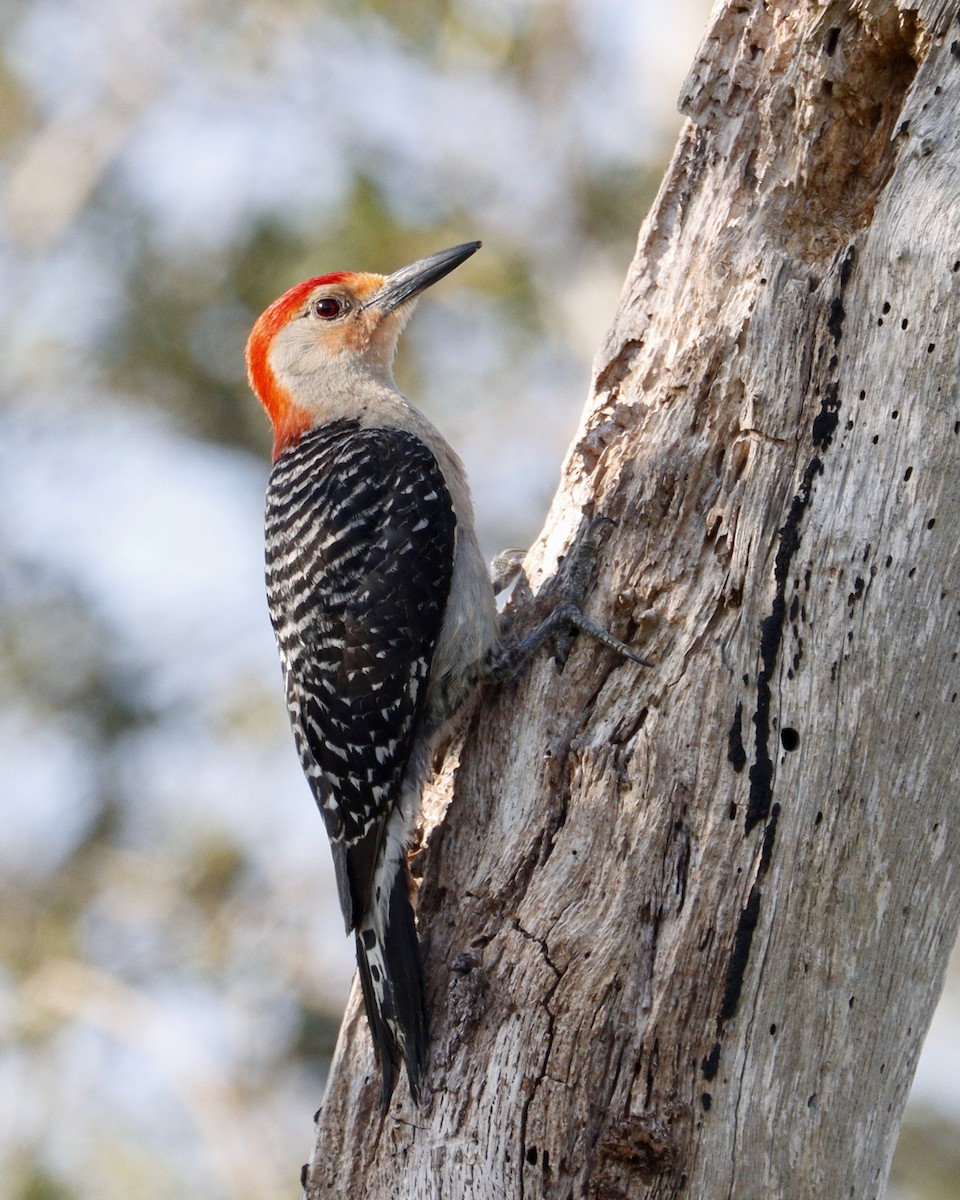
[246,241,480,458]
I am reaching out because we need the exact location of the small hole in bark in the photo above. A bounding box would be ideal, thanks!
[526,1147,538,1166]
[780,728,800,751]
[903,466,913,481]
[928,518,936,530]
[825,27,840,55]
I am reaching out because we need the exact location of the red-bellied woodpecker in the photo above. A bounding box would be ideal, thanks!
[246,242,646,1110]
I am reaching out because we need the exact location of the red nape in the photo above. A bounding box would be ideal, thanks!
[245,273,354,459]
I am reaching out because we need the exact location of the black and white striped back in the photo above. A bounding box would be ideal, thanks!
[265,418,456,918]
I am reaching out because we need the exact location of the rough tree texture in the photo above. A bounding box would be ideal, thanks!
[303,2,960,1197]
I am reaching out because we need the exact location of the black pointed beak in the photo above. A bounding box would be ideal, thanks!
[365,241,481,314]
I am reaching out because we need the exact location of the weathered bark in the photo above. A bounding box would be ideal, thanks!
[304,2,960,1197]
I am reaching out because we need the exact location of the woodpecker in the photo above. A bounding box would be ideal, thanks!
[246,242,645,1110]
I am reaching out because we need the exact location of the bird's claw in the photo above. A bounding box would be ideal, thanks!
[552,515,650,668]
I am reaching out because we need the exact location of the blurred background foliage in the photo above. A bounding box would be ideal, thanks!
[0,1,956,1198]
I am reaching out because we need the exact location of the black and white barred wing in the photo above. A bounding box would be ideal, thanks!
[265,420,456,930]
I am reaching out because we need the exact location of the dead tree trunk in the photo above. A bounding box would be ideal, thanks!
[304,3,960,1196]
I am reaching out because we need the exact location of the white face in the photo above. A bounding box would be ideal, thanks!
[268,278,417,388]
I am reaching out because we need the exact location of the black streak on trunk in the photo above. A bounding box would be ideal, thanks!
[720,883,763,1022]
[746,248,854,835]
[745,455,823,833]
[727,701,747,773]
[707,247,856,1075]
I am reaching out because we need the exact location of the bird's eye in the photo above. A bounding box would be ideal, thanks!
[313,296,344,320]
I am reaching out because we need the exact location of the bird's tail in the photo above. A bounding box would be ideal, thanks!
[355,855,428,1110]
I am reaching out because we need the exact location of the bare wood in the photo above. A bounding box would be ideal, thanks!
[304,2,960,1196]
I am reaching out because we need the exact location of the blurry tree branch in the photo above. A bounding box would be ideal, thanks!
[303,1,960,1197]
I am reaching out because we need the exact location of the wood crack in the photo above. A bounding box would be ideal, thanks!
[513,918,563,1200]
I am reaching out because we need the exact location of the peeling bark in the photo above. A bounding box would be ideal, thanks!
[303,3,960,1197]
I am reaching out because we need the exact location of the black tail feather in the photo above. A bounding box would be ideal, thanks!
[355,865,428,1110]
